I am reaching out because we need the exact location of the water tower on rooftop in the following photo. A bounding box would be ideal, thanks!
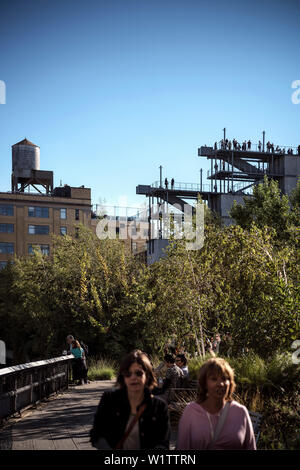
[11,138,53,194]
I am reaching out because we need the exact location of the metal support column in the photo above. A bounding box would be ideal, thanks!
[231,150,234,192]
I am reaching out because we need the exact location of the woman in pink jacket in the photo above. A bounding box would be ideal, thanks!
[177,358,256,450]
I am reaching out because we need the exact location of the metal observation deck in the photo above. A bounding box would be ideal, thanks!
[136,138,300,232]
[136,182,210,214]
[198,141,299,195]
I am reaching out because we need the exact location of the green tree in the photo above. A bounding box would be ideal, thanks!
[229,177,293,239]
[290,177,300,225]
[1,215,298,364]
[0,225,149,363]
[139,223,299,358]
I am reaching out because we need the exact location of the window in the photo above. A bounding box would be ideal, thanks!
[28,206,49,218]
[0,242,14,254]
[60,226,67,235]
[28,225,49,235]
[0,205,13,216]
[75,209,79,221]
[0,224,14,233]
[28,244,50,256]
[0,261,7,270]
[60,208,67,219]
[75,227,79,238]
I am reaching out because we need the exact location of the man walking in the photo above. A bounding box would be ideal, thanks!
[161,354,184,404]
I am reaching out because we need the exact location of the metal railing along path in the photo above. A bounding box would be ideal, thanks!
[0,355,73,423]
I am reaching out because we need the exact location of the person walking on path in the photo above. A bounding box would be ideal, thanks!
[175,354,189,380]
[176,358,256,450]
[156,354,184,404]
[90,349,170,450]
[212,334,221,355]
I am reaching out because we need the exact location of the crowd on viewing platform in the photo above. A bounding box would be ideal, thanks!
[214,139,300,155]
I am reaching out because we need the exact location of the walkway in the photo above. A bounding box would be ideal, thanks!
[0,380,177,450]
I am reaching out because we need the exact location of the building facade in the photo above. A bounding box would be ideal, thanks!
[0,137,148,268]
[0,186,91,268]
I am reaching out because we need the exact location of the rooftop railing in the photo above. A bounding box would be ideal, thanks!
[207,166,270,178]
[92,204,148,222]
[213,140,299,154]
[151,181,211,192]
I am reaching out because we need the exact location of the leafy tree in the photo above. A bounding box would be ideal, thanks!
[0,226,149,363]
[229,176,293,240]
[0,214,299,364]
[139,223,299,358]
[290,177,300,225]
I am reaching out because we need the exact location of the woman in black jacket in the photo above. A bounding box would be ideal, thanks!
[90,349,171,450]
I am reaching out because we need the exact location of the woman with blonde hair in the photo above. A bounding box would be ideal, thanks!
[177,357,256,450]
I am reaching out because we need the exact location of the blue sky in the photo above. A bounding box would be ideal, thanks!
[0,0,299,209]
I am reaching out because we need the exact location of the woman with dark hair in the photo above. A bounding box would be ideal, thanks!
[90,350,171,450]
[176,358,256,450]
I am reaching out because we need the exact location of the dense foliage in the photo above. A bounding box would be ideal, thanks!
[0,177,299,364]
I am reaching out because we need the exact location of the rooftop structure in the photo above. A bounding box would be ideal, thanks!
[11,138,53,194]
[0,138,92,268]
[136,131,300,263]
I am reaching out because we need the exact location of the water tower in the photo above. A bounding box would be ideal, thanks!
[11,138,53,194]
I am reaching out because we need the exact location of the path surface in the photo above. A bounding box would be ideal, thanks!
[0,381,177,450]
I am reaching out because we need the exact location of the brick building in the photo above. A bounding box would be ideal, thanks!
[0,185,92,268]
[0,138,147,268]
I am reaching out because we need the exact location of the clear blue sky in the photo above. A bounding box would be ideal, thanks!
[0,0,299,208]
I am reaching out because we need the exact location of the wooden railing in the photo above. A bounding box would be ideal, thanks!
[0,356,73,423]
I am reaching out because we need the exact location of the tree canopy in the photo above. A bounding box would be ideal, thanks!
[229,176,299,240]
[0,178,299,364]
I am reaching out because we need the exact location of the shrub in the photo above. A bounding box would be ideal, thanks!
[266,352,300,393]
[87,357,117,381]
[228,353,270,390]
[187,355,213,381]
